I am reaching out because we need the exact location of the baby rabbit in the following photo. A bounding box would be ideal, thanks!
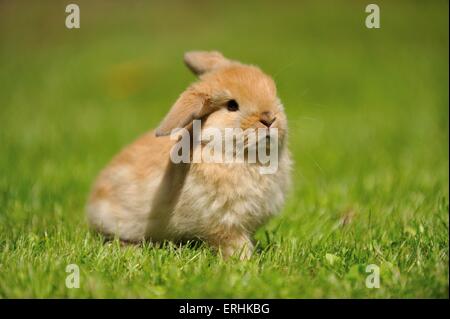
[87,51,291,259]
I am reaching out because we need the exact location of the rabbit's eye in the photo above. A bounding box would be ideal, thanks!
[226,99,239,112]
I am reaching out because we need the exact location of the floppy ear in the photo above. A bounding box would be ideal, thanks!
[184,51,234,76]
[155,86,215,137]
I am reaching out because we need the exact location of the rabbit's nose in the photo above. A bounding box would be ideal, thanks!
[260,112,276,128]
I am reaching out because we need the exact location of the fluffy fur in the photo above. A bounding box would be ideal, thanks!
[87,51,292,259]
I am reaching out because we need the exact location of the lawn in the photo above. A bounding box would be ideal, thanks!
[0,0,448,298]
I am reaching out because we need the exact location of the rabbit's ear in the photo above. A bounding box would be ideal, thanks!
[184,51,234,76]
[155,86,214,137]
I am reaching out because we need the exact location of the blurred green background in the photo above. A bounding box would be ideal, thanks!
[0,0,448,298]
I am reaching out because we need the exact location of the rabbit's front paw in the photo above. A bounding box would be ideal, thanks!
[209,232,254,260]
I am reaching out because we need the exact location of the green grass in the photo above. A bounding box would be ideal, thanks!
[0,0,448,298]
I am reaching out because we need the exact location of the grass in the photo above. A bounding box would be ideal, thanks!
[0,0,448,298]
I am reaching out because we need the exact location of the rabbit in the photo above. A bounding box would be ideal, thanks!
[87,51,292,259]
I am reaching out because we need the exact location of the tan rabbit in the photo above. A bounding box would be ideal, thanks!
[87,51,292,259]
